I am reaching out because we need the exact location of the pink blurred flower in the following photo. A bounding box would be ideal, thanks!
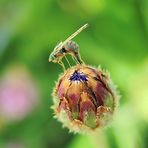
[6,141,24,148]
[0,66,39,121]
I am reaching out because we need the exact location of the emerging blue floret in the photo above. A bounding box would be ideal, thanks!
[70,71,88,82]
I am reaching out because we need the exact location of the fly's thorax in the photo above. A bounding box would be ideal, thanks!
[64,40,79,54]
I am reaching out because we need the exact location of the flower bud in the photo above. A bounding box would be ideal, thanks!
[52,64,119,133]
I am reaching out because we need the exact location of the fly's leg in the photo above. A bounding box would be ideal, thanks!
[74,53,84,64]
[71,52,84,64]
[64,56,71,68]
[71,56,78,64]
[58,61,66,71]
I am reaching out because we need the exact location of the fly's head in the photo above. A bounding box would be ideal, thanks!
[49,42,66,63]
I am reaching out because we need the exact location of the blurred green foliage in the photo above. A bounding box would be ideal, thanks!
[0,0,148,148]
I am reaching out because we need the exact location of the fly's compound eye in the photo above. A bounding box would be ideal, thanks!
[61,47,67,53]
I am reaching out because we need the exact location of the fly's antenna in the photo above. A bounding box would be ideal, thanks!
[62,23,89,45]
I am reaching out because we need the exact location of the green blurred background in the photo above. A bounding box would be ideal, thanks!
[0,0,148,148]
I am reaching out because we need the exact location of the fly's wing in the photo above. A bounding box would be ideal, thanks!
[52,24,88,52]
[62,23,88,46]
